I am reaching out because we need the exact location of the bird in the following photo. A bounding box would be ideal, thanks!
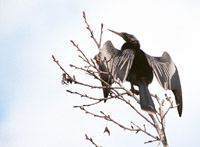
[97,29,182,117]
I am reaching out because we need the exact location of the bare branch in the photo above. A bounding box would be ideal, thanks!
[83,11,99,48]
[70,40,90,63]
[85,134,101,147]
[99,23,103,48]
[75,106,158,140]
[161,94,178,120]
[66,89,113,102]
[52,55,68,75]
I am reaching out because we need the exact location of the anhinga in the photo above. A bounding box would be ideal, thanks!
[98,29,182,117]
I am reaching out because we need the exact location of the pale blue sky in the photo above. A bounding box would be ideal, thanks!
[0,0,200,146]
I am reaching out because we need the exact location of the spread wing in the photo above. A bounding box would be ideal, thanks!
[145,52,183,116]
[109,49,135,83]
[98,40,135,99]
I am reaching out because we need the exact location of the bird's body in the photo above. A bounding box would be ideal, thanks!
[121,41,156,113]
[98,30,183,116]
[127,48,153,86]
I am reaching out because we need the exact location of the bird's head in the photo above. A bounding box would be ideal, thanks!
[108,29,138,43]
[108,29,140,49]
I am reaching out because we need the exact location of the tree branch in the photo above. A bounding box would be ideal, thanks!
[83,11,102,48]
[85,134,101,147]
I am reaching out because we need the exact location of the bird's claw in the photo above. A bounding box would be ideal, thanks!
[131,89,139,95]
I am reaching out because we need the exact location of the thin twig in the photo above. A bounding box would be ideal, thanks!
[52,55,68,75]
[66,89,113,102]
[70,40,90,63]
[99,23,103,48]
[83,11,99,48]
[85,134,101,147]
[75,106,158,140]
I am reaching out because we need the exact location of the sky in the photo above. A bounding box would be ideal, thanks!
[0,0,200,146]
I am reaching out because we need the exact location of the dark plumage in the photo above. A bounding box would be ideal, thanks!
[98,30,182,117]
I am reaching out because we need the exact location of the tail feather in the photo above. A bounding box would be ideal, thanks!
[102,82,110,102]
[99,62,111,102]
[138,83,156,114]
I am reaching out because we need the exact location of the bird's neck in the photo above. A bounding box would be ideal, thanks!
[121,42,140,51]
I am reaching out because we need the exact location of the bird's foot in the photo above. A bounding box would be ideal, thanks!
[131,88,139,95]
[127,88,139,96]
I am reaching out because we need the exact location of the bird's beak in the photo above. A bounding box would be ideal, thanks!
[108,29,123,37]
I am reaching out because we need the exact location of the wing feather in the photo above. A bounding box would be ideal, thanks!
[98,40,135,99]
[99,40,135,83]
[110,50,135,82]
[145,52,183,116]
